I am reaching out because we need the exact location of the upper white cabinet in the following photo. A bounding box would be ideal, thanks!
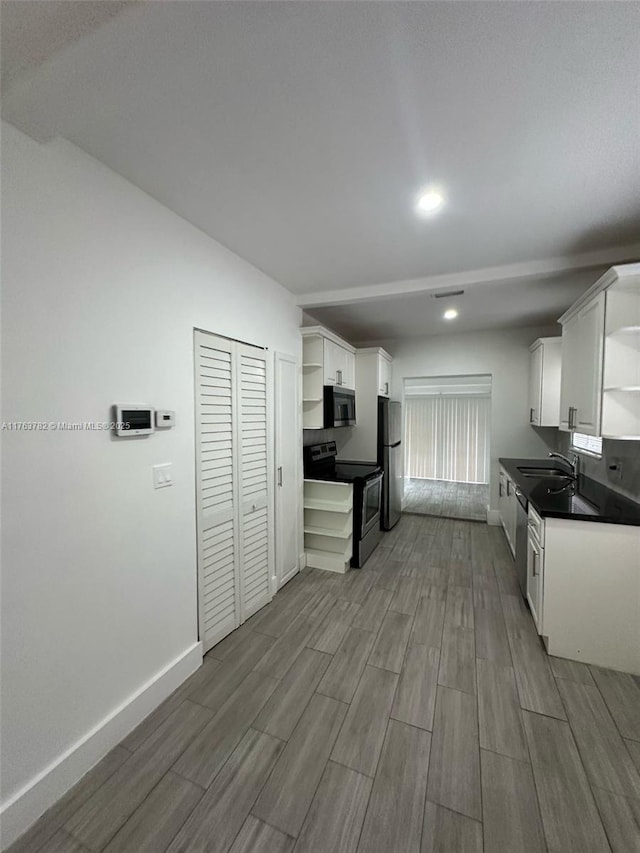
[324,338,355,388]
[528,337,561,426]
[337,347,394,461]
[301,326,356,429]
[559,294,605,435]
[559,263,640,438]
[602,272,640,438]
[378,353,392,397]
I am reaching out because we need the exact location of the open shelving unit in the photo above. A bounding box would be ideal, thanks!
[602,277,640,438]
[303,480,353,573]
[302,335,325,429]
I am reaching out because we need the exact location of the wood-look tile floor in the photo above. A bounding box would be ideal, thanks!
[403,479,489,522]
[10,516,640,853]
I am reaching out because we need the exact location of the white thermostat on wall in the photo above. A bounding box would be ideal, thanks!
[114,404,155,436]
[155,410,175,428]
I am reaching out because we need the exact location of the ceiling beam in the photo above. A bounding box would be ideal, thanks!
[296,243,640,308]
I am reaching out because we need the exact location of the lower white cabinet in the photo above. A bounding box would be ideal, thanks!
[528,513,640,675]
[526,506,544,633]
[499,466,516,556]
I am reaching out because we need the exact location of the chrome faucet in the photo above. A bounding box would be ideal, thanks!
[548,450,579,478]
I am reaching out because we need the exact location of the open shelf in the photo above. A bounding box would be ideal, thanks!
[303,522,352,539]
[303,479,353,573]
[304,497,353,513]
[303,397,323,403]
[604,386,640,392]
[304,547,351,574]
[303,362,323,368]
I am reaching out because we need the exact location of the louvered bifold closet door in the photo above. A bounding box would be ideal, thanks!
[195,331,240,652]
[237,344,272,621]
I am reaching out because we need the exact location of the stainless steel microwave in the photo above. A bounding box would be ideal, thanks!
[323,386,356,428]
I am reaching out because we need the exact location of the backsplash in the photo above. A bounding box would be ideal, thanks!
[536,427,640,503]
[303,428,336,447]
[302,427,354,458]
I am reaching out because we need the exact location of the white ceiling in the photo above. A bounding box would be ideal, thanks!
[2,1,639,336]
[0,1,136,92]
[305,266,601,341]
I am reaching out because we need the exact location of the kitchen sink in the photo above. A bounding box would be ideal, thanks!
[569,495,598,514]
[516,466,573,478]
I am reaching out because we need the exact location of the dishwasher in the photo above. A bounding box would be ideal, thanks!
[514,487,528,598]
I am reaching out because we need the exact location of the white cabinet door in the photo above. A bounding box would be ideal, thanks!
[526,529,544,633]
[499,468,508,530]
[323,339,339,385]
[499,471,516,556]
[342,349,355,389]
[334,345,352,388]
[559,313,581,432]
[195,332,239,652]
[275,352,301,588]
[506,479,517,555]
[560,293,605,434]
[237,344,272,621]
[378,357,391,397]
[575,293,605,435]
[529,343,543,425]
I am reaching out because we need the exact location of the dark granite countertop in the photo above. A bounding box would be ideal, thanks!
[498,457,640,527]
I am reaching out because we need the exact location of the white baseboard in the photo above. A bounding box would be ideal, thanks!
[486,508,501,526]
[299,551,307,569]
[0,641,202,851]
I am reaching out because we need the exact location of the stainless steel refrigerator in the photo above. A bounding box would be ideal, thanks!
[378,397,402,530]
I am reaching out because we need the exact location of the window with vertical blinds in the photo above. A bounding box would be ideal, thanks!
[404,395,490,484]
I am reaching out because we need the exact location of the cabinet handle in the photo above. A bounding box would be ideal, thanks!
[499,482,503,497]
[336,369,342,386]
[506,480,511,496]
[277,466,283,487]
[530,407,534,423]
[532,550,539,577]
[568,405,577,430]
[385,382,389,395]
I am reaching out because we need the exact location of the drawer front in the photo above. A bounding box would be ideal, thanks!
[528,503,544,546]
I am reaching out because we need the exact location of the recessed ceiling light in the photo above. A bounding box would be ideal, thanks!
[415,186,445,216]
[443,308,458,320]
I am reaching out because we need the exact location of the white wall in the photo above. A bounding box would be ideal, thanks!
[382,327,557,513]
[0,123,301,843]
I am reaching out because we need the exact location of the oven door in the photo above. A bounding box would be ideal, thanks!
[361,474,383,538]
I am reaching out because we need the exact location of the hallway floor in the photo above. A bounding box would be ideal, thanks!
[10,516,640,853]
[403,478,489,521]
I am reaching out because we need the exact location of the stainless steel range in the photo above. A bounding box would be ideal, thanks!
[303,441,383,568]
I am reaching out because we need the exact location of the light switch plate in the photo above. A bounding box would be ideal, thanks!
[153,463,173,489]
